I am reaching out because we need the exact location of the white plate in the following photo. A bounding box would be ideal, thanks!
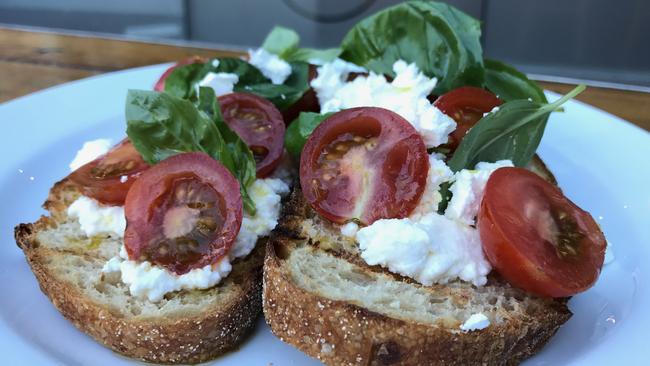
[1,65,648,365]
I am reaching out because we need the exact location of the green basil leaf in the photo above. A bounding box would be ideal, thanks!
[164,57,309,111]
[237,61,310,110]
[287,47,342,63]
[447,84,585,171]
[484,59,547,103]
[164,62,207,99]
[195,87,257,214]
[285,112,334,158]
[125,89,256,214]
[261,25,341,63]
[340,1,484,94]
[262,26,300,59]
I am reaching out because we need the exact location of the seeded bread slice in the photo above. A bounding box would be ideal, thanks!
[263,156,571,366]
[14,178,265,364]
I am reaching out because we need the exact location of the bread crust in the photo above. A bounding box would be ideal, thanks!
[263,157,572,366]
[14,179,265,364]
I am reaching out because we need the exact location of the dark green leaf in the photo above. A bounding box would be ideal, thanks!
[447,85,585,172]
[285,112,334,158]
[164,57,309,111]
[262,26,299,59]
[195,87,257,214]
[287,47,341,63]
[484,59,547,103]
[237,61,310,110]
[125,89,257,214]
[261,25,341,63]
[340,1,484,94]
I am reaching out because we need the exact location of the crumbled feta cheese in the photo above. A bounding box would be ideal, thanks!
[69,138,112,171]
[311,59,456,147]
[248,48,292,84]
[445,160,513,225]
[460,313,490,331]
[67,196,126,238]
[197,72,239,96]
[357,212,491,287]
[101,177,290,302]
[340,222,359,238]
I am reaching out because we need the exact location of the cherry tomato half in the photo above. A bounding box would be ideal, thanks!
[69,139,149,206]
[124,152,242,275]
[478,167,606,298]
[153,56,206,92]
[218,92,285,178]
[300,107,429,225]
[434,87,502,149]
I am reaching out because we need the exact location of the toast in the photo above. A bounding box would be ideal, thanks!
[263,156,571,366]
[14,178,265,364]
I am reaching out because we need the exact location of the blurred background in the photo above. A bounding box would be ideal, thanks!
[0,0,648,89]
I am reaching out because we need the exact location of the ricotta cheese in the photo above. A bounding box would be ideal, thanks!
[357,213,491,287]
[247,48,292,85]
[353,157,511,287]
[197,71,239,96]
[410,155,454,219]
[101,177,290,302]
[69,138,112,171]
[445,160,514,225]
[311,59,456,148]
[67,196,126,238]
[340,222,360,238]
[460,313,490,331]
[103,246,232,302]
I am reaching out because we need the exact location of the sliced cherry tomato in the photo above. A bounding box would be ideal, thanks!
[124,152,242,275]
[300,107,429,225]
[434,87,502,149]
[218,92,285,178]
[478,167,606,298]
[281,64,320,125]
[153,56,206,92]
[69,139,149,206]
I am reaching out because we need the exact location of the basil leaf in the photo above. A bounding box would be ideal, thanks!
[236,61,310,110]
[340,1,484,94]
[447,85,585,171]
[484,59,547,103]
[285,112,334,158]
[125,89,256,214]
[287,47,342,63]
[261,25,341,63]
[164,57,309,111]
[195,87,257,214]
[262,26,300,59]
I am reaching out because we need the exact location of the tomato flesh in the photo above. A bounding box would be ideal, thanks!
[434,87,502,149]
[478,167,606,297]
[300,107,428,225]
[219,92,285,178]
[154,56,206,92]
[124,152,242,275]
[69,139,149,205]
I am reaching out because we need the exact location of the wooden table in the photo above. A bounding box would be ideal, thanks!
[2,28,649,132]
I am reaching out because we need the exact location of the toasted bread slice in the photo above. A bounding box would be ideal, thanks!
[263,156,571,366]
[14,178,264,364]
